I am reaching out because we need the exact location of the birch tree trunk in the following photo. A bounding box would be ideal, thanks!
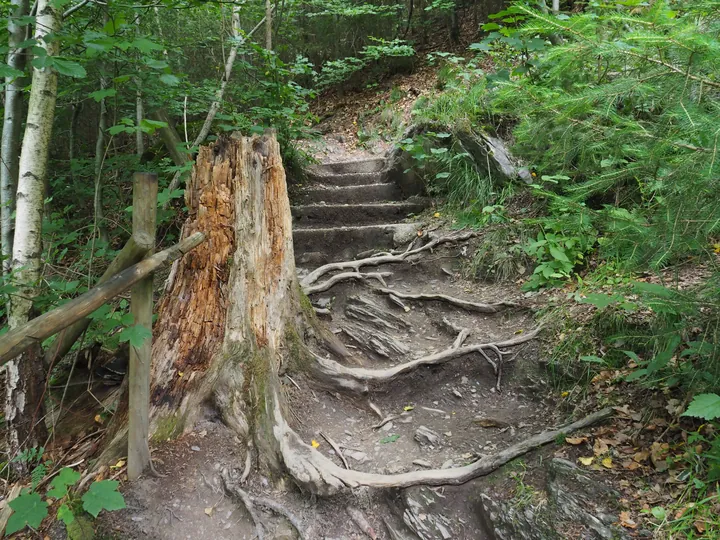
[6,0,60,458]
[1,0,30,275]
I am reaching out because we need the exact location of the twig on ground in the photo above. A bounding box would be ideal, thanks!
[387,293,410,312]
[372,411,410,430]
[373,287,519,313]
[320,431,349,470]
[367,401,384,419]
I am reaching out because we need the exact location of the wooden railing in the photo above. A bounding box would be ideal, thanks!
[0,172,206,479]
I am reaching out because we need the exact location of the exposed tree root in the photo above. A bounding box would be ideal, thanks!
[221,469,266,539]
[304,271,391,295]
[300,230,480,291]
[270,379,612,494]
[222,468,308,540]
[373,287,519,313]
[309,327,541,390]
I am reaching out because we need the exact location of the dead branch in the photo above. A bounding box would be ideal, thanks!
[300,230,480,291]
[304,272,391,295]
[372,411,410,430]
[320,431,349,469]
[373,288,519,313]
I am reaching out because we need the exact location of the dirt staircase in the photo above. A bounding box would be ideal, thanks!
[291,156,428,264]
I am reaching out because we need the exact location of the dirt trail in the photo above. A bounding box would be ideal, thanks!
[99,146,566,540]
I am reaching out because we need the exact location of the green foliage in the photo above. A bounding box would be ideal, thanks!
[684,394,720,421]
[5,460,125,536]
[81,480,126,517]
[317,38,414,89]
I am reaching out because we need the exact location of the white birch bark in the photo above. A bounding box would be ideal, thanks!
[6,0,59,459]
[1,0,30,275]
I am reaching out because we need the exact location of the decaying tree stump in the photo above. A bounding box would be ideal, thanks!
[97,133,608,495]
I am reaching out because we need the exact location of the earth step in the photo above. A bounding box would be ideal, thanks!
[291,201,428,227]
[309,157,386,175]
[293,223,419,262]
[299,183,402,204]
[307,170,387,186]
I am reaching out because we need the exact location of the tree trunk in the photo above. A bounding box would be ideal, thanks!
[1,0,29,275]
[7,0,61,459]
[265,0,273,50]
[94,77,109,244]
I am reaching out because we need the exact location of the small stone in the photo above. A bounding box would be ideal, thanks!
[345,450,370,463]
[190,445,201,452]
[471,388,477,393]
[316,296,332,309]
[382,421,394,431]
[415,426,440,446]
[461,376,469,385]
[344,430,353,436]
[399,415,413,424]
[441,460,454,469]
[413,459,432,468]
[452,389,463,399]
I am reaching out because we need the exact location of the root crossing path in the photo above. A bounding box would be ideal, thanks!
[101,150,609,540]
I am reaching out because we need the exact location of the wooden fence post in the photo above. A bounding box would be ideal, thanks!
[128,172,158,480]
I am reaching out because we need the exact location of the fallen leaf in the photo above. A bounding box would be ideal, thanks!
[561,391,570,398]
[619,511,638,529]
[311,440,320,448]
[622,460,641,470]
[578,456,594,466]
[633,450,650,463]
[178,371,184,378]
[602,457,614,469]
[694,520,706,534]
[204,507,213,517]
[594,439,609,456]
[433,212,441,218]
[403,405,414,411]
[565,436,587,445]
[94,414,104,424]
[110,460,125,469]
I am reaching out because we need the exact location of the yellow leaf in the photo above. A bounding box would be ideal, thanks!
[602,457,613,469]
[433,212,441,218]
[578,456,594,466]
[178,371,184,378]
[713,243,720,254]
[311,439,320,448]
[110,459,126,469]
[403,406,414,411]
[561,391,570,398]
[94,414,104,424]
[204,507,213,517]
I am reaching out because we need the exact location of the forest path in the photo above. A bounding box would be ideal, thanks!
[99,146,555,540]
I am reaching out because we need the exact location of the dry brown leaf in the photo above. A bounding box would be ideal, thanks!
[619,511,638,529]
[594,439,609,456]
[565,436,587,445]
[623,460,641,471]
[633,450,650,463]
[695,520,707,533]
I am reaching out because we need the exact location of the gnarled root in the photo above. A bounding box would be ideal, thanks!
[267,381,612,494]
[300,230,480,291]
[373,287,520,313]
[308,327,541,390]
[305,272,391,295]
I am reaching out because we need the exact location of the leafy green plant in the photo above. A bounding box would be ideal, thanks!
[6,461,125,535]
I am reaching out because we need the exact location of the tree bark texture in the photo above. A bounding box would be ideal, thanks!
[6,0,61,458]
[1,0,30,275]
[93,77,110,243]
[265,0,273,50]
[147,133,299,454]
